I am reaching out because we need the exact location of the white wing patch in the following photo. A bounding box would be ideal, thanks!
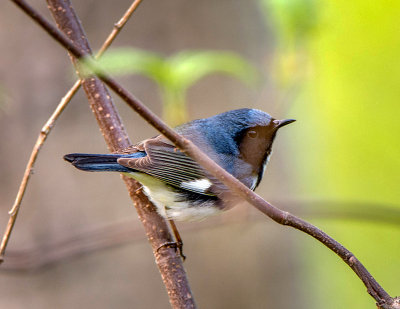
[180,178,212,193]
[250,176,258,191]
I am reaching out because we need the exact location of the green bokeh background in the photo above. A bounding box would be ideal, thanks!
[270,0,400,307]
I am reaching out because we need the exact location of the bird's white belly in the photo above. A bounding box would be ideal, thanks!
[124,172,222,221]
[142,185,222,221]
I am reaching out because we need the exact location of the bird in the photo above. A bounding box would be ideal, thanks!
[64,108,295,222]
[64,108,294,258]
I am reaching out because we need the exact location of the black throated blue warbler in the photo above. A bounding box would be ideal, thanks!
[64,108,295,222]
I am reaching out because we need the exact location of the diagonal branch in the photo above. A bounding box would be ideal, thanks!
[1,0,142,261]
[8,0,400,308]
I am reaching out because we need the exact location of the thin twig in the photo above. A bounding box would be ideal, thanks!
[7,0,399,308]
[0,81,80,262]
[0,0,142,262]
[97,0,142,57]
[7,81,80,217]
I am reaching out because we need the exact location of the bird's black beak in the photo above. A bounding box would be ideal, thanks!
[274,118,296,129]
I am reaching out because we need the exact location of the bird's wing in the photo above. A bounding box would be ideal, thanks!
[117,139,219,196]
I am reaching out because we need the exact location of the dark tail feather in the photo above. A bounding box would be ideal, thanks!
[64,153,134,172]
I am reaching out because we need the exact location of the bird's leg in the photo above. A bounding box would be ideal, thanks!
[169,219,186,261]
[155,220,186,261]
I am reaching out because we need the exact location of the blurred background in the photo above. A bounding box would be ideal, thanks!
[0,0,399,308]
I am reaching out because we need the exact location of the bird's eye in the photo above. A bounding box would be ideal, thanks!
[247,130,258,138]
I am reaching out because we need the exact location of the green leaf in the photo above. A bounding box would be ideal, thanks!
[94,48,167,83]
[94,48,258,91]
[166,50,259,90]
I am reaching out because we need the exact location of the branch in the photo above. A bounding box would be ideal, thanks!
[9,0,399,308]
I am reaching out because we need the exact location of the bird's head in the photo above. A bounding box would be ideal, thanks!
[212,108,295,172]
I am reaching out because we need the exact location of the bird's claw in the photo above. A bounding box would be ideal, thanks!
[156,241,186,261]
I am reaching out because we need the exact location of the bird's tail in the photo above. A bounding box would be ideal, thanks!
[63,153,141,172]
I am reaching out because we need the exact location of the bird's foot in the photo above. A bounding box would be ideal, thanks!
[156,241,186,261]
